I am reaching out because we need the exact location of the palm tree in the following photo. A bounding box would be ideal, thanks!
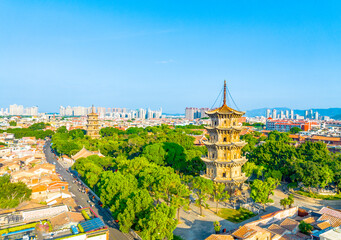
[280,198,288,209]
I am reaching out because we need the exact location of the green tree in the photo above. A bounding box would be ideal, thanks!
[212,183,230,213]
[142,143,166,165]
[289,127,302,134]
[117,189,153,233]
[170,184,190,222]
[287,194,294,208]
[138,203,177,240]
[250,178,279,210]
[192,177,213,216]
[299,221,313,234]
[29,122,46,130]
[280,198,289,209]
[9,121,17,126]
[0,175,32,208]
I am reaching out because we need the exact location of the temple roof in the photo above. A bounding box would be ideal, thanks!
[206,103,245,116]
[72,147,104,160]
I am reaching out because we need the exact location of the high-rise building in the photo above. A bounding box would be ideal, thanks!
[25,106,38,116]
[285,110,289,119]
[185,107,208,120]
[290,110,294,119]
[266,109,271,118]
[59,106,65,116]
[185,107,196,120]
[315,111,319,120]
[65,106,73,116]
[9,104,24,115]
[272,109,277,119]
[202,81,248,193]
[86,106,100,139]
[200,108,209,118]
[305,110,309,119]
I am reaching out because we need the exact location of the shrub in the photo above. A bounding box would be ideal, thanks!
[299,221,313,234]
[81,210,91,220]
[213,221,221,233]
[77,224,84,233]
[173,235,185,240]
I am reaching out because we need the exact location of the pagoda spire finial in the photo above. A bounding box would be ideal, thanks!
[91,105,95,113]
[223,80,227,106]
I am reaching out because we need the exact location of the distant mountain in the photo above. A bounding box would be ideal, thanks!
[245,107,341,118]
[333,114,341,120]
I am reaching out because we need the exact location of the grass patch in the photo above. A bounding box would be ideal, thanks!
[217,207,256,223]
[296,190,341,200]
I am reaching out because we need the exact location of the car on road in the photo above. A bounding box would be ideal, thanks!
[77,205,83,210]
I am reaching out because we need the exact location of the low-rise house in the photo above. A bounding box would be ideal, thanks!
[206,206,341,240]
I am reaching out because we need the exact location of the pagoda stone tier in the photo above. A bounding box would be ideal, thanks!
[201,81,248,192]
[86,106,101,139]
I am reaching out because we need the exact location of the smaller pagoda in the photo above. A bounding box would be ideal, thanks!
[86,105,100,139]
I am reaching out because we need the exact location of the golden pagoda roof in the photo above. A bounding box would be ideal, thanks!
[205,126,244,131]
[206,103,245,116]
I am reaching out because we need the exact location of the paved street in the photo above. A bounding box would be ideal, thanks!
[43,140,134,240]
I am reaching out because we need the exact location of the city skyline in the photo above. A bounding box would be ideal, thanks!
[1,1,341,113]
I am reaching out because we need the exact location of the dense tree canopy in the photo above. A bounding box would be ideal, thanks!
[243,131,341,190]
[72,155,185,239]
[54,125,206,175]
[0,128,54,139]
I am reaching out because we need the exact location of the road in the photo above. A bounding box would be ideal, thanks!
[43,139,134,240]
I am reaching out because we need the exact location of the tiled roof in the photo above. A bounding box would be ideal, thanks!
[232,226,256,239]
[310,136,341,141]
[268,224,288,235]
[316,221,331,230]
[318,213,341,227]
[205,235,234,240]
[49,212,84,229]
[302,217,316,224]
[280,218,299,232]
[206,103,245,116]
[318,207,341,219]
[31,184,47,193]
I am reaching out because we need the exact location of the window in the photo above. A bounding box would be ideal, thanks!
[223,172,226,177]
[62,186,65,190]
[223,137,227,142]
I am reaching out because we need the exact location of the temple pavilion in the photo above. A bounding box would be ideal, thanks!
[202,81,248,193]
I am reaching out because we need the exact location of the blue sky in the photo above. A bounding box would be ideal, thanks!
[0,1,340,113]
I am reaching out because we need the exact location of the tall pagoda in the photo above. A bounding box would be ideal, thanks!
[86,105,100,139]
[202,81,248,192]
